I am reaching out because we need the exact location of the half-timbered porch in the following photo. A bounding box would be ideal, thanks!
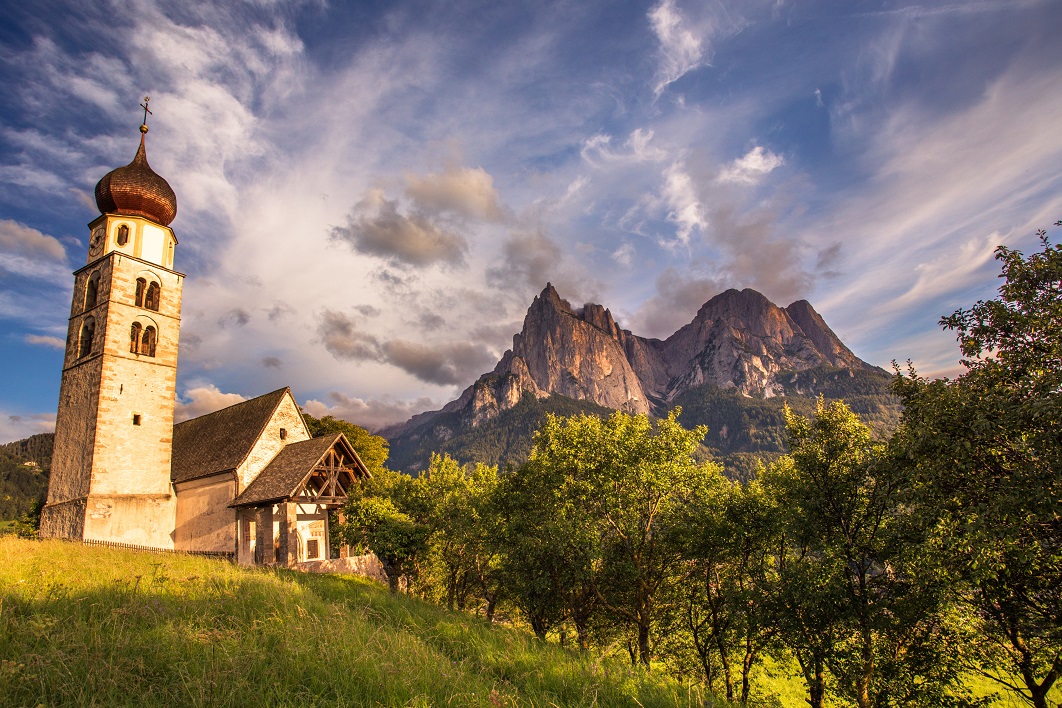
[230,433,370,567]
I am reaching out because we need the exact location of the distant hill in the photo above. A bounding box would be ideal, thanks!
[0,433,52,520]
[385,284,900,476]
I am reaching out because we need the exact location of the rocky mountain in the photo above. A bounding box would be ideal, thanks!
[386,284,897,474]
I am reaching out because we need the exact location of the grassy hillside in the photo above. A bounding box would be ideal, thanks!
[0,538,702,707]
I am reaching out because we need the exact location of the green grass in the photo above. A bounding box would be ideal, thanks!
[0,538,704,707]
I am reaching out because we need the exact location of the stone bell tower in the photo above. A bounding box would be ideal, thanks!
[40,98,183,547]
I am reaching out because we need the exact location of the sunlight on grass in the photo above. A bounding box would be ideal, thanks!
[0,538,701,707]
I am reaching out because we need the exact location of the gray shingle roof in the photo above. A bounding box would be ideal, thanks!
[230,433,367,508]
[171,387,292,484]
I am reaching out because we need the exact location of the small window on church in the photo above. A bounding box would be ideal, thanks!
[145,282,160,311]
[280,428,287,440]
[306,539,319,560]
[130,322,142,354]
[132,414,141,426]
[78,317,95,358]
[116,224,130,246]
[141,326,157,358]
[135,278,146,307]
[85,272,100,311]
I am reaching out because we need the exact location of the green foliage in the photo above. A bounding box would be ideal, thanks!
[0,433,52,521]
[0,537,703,707]
[301,411,389,476]
[514,409,722,668]
[893,226,1062,708]
[762,399,974,708]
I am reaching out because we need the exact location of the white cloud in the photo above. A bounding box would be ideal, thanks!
[717,146,784,185]
[580,129,668,167]
[0,219,66,262]
[660,161,708,247]
[174,384,247,423]
[649,0,708,95]
[25,334,65,349]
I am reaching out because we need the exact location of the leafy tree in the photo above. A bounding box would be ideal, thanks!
[498,455,601,646]
[762,399,970,708]
[665,475,780,702]
[523,409,719,668]
[412,454,505,619]
[338,468,426,593]
[894,226,1062,708]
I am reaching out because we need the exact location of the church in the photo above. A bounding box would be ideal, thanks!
[38,104,369,567]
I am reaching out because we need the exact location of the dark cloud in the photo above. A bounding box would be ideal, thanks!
[331,189,467,267]
[302,392,440,433]
[219,308,251,328]
[318,310,380,361]
[268,301,294,321]
[627,268,725,339]
[417,312,445,331]
[381,339,496,387]
[708,205,812,305]
[261,356,282,368]
[316,310,496,387]
[486,229,562,297]
[354,304,382,317]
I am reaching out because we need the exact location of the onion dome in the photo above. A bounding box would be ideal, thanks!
[94,127,177,226]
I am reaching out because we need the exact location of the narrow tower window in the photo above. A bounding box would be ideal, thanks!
[129,322,142,354]
[135,278,146,307]
[145,282,160,311]
[116,224,130,246]
[141,326,157,357]
[84,272,100,311]
[78,317,95,358]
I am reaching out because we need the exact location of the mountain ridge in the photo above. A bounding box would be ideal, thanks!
[384,284,893,472]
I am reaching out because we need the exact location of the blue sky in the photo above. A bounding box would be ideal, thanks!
[1,0,1060,442]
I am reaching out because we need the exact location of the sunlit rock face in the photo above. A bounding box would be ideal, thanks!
[393,283,875,433]
[660,288,869,400]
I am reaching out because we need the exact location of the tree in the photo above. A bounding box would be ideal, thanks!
[894,226,1062,708]
[338,468,426,593]
[522,409,719,668]
[667,475,780,703]
[412,454,506,620]
[762,399,969,708]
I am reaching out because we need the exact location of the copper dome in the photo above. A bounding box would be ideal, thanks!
[94,134,177,226]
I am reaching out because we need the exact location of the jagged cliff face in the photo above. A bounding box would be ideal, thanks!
[403,283,875,433]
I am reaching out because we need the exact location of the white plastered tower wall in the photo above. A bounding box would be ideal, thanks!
[40,210,183,547]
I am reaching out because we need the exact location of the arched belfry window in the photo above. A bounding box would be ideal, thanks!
[135,278,146,307]
[84,271,100,311]
[141,326,157,358]
[145,282,160,311]
[79,317,95,358]
[116,224,130,247]
[130,322,142,354]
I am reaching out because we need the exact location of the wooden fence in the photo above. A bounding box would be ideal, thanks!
[60,536,235,560]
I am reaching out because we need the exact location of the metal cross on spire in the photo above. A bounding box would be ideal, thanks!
[139,96,152,134]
